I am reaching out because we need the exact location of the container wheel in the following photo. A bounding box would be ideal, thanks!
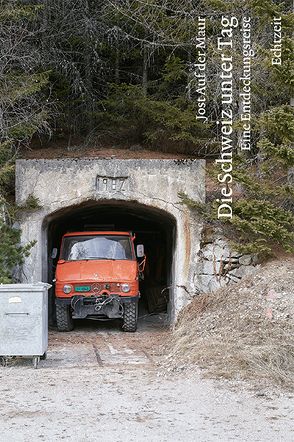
[56,304,74,332]
[40,352,47,360]
[122,301,138,332]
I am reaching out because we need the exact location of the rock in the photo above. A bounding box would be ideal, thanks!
[214,238,228,249]
[228,265,257,279]
[223,257,239,264]
[224,262,239,270]
[195,274,227,293]
[230,252,242,258]
[201,244,217,260]
[201,244,232,261]
[226,274,240,283]
[198,260,224,275]
[239,255,252,266]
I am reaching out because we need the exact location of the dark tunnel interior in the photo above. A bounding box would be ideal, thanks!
[44,200,176,325]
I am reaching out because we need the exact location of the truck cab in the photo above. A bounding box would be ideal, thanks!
[54,231,145,332]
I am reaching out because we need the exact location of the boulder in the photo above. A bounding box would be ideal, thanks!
[198,260,223,275]
[228,265,257,279]
[201,243,232,262]
[239,255,252,266]
[195,274,227,293]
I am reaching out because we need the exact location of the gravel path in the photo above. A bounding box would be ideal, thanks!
[0,319,293,442]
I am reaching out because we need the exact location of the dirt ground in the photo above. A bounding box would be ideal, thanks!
[0,315,293,442]
[21,143,192,160]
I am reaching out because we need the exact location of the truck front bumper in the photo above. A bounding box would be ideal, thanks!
[56,294,139,319]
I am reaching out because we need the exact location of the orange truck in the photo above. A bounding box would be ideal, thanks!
[54,231,145,332]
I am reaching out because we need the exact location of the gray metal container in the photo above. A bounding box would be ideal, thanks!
[0,283,50,357]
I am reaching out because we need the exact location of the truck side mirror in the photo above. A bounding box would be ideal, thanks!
[51,248,58,259]
[136,244,144,258]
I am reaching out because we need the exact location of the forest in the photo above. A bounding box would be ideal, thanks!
[0,0,293,281]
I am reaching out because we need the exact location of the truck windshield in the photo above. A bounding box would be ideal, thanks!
[61,235,133,261]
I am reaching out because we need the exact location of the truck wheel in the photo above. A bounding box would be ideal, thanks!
[122,302,138,332]
[56,304,74,332]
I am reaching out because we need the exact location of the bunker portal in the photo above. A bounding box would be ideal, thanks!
[15,158,205,325]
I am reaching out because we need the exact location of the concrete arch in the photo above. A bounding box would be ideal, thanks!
[42,199,177,322]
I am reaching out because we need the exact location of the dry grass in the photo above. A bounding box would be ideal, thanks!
[166,258,294,389]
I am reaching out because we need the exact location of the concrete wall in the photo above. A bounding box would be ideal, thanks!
[15,158,205,321]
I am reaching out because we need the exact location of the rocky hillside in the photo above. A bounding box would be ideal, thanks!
[165,257,294,390]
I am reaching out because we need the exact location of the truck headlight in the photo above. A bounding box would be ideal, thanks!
[63,284,72,294]
[121,284,130,293]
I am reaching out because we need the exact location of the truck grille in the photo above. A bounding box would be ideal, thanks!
[74,283,121,294]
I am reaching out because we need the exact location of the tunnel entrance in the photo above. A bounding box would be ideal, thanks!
[44,200,176,326]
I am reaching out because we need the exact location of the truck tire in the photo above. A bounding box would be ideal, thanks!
[122,301,138,332]
[56,304,74,332]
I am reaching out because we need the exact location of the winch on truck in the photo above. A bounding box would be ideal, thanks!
[53,231,146,332]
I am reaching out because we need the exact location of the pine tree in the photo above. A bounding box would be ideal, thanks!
[0,1,50,281]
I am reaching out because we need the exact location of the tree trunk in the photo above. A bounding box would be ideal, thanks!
[115,46,120,83]
[187,50,192,101]
[142,45,148,95]
[84,0,93,134]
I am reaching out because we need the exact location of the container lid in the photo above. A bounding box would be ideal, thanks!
[0,283,52,292]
